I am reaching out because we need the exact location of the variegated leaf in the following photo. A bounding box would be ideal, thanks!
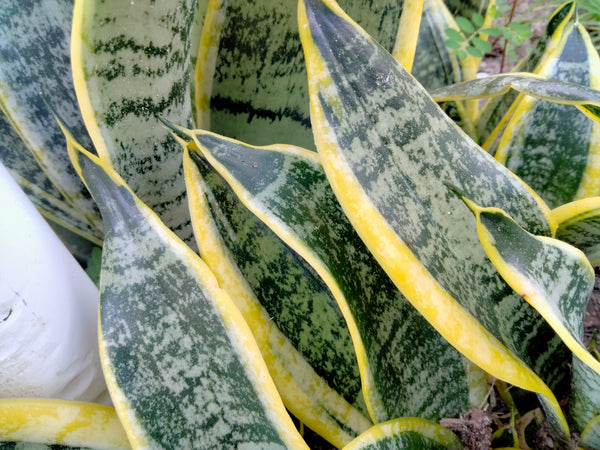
[553,197,600,265]
[460,196,599,375]
[68,143,307,448]
[431,72,600,116]
[0,0,103,241]
[572,356,600,443]
[495,23,600,209]
[410,0,477,133]
[183,129,487,424]
[195,0,404,150]
[180,140,370,447]
[0,399,129,450]
[299,0,571,436]
[476,1,575,147]
[343,418,462,450]
[0,111,101,248]
[71,0,198,248]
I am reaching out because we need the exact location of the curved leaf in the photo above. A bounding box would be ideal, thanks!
[553,197,600,265]
[0,0,103,241]
[71,0,197,248]
[495,23,600,208]
[68,142,307,448]
[181,140,370,447]
[343,418,462,450]
[431,72,600,115]
[298,0,571,436]
[460,196,598,375]
[0,399,129,449]
[572,356,600,441]
[184,129,488,424]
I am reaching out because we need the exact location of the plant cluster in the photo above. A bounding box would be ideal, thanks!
[3,0,600,449]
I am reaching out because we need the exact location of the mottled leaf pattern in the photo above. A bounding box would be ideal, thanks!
[72,0,197,248]
[343,418,462,450]
[299,0,571,436]
[431,72,600,114]
[0,0,103,241]
[495,23,600,208]
[184,129,487,424]
[182,141,370,447]
[572,356,600,441]
[69,145,308,449]
[461,197,598,375]
[0,399,129,449]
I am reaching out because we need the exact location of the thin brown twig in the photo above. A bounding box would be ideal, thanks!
[501,0,520,72]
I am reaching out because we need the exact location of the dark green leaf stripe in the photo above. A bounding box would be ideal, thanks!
[195,0,404,150]
[0,0,103,240]
[183,143,371,447]
[553,197,600,265]
[343,418,462,450]
[495,23,600,209]
[462,199,599,376]
[72,0,197,248]
[70,146,308,448]
[185,130,486,424]
[0,112,102,245]
[299,0,571,435]
[0,399,129,449]
[475,1,575,146]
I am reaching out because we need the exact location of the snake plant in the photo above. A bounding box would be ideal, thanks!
[3,0,600,448]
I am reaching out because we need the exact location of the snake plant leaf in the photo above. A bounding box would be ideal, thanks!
[460,196,599,375]
[183,129,488,425]
[495,23,600,209]
[0,159,108,404]
[299,0,572,436]
[180,140,370,447]
[195,0,404,150]
[0,399,129,450]
[572,355,600,442]
[71,0,197,248]
[476,1,575,146]
[410,0,477,134]
[0,112,101,248]
[552,197,600,265]
[68,143,307,449]
[0,0,103,241]
[431,72,600,118]
[343,418,462,450]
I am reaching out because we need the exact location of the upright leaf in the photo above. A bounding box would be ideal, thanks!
[299,0,571,436]
[68,142,308,448]
[181,140,370,447]
[71,0,198,248]
[495,23,600,208]
[184,129,488,424]
[0,0,103,241]
[195,0,404,150]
